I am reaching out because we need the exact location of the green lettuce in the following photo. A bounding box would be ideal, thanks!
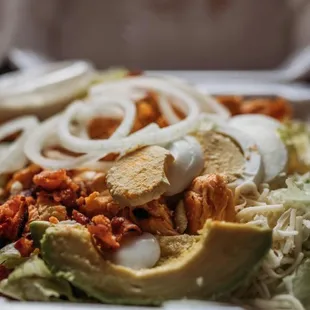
[279,258,310,310]
[0,243,28,269]
[0,256,76,301]
[278,121,310,174]
[268,177,310,211]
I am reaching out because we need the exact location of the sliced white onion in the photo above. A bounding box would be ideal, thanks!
[147,74,231,119]
[24,97,136,170]
[72,98,136,140]
[0,116,39,174]
[59,77,200,154]
[43,147,114,171]
[24,115,117,170]
[0,116,38,140]
[24,115,101,170]
[157,95,181,125]
[180,85,230,118]
[0,142,10,156]
[25,112,160,171]
[70,103,124,140]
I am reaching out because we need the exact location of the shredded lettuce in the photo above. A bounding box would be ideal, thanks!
[268,177,310,211]
[0,243,28,269]
[0,256,76,301]
[278,121,310,174]
[279,258,310,310]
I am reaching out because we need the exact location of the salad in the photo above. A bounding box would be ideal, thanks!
[0,69,309,310]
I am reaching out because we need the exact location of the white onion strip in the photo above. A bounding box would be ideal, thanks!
[24,115,107,170]
[25,109,160,171]
[156,96,181,125]
[0,116,38,141]
[72,98,136,140]
[145,74,230,119]
[58,77,200,154]
[25,97,136,170]
[0,116,39,174]
[24,95,136,170]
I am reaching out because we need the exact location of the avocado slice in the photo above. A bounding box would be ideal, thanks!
[30,221,52,248]
[40,221,271,305]
[30,220,79,248]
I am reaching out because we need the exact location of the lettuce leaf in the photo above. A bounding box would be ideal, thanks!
[278,121,310,174]
[0,256,76,301]
[290,258,310,310]
[0,243,28,269]
[268,177,310,211]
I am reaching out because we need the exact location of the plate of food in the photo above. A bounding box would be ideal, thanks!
[0,66,309,310]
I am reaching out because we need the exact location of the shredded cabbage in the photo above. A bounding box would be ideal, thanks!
[0,242,28,269]
[278,121,310,174]
[0,256,77,301]
[234,176,310,310]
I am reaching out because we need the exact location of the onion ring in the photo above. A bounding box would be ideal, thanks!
[0,116,39,174]
[24,115,112,170]
[146,74,230,119]
[59,77,200,154]
[156,95,181,125]
[25,114,160,170]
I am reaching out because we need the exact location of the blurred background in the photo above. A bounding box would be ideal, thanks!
[1,0,310,71]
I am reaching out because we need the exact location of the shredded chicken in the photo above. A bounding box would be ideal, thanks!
[33,169,79,192]
[0,196,27,242]
[216,96,243,116]
[72,171,107,193]
[88,215,119,250]
[216,96,292,121]
[241,97,292,121]
[86,92,185,139]
[52,187,78,208]
[72,209,90,225]
[26,204,39,225]
[88,117,121,140]
[27,192,68,225]
[184,174,235,234]
[80,191,120,218]
[33,170,80,208]
[129,198,178,236]
[14,237,34,257]
[131,93,166,132]
[86,93,170,141]
[6,164,42,193]
[110,216,141,242]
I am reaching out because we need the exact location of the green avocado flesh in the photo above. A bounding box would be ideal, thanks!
[30,221,52,248]
[39,221,272,305]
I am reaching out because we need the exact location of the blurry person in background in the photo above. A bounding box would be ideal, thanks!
[0,0,310,70]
